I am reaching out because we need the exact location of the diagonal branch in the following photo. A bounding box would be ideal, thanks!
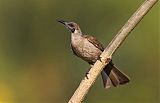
[68,0,158,103]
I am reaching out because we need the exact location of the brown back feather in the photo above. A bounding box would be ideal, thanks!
[83,35,104,51]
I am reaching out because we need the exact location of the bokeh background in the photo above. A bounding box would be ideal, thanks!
[0,0,159,103]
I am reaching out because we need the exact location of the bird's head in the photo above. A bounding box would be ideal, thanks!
[58,20,82,34]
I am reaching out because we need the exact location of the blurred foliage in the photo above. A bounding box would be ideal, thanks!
[0,0,159,103]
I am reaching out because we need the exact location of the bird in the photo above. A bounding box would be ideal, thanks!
[58,20,130,89]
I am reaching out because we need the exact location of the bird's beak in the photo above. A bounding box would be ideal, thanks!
[57,20,75,33]
[57,20,67,25]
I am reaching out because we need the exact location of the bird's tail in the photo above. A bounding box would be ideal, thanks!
[101,62,130,89]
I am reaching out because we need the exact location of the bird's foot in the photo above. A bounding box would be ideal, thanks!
[85,68,90,79]
[98,56,112,64]
[85,72,89,79]
[106,58,112,64]
[97,56,102,62]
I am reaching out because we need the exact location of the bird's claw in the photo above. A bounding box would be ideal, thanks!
[85,72,89,79]
[98,56,102,62]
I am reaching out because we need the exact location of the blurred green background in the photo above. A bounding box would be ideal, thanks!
[0,0,159,103]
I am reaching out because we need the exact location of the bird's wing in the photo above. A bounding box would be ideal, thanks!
[83,35,104,51]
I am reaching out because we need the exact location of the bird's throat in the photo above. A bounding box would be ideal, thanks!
[71,33,82,44]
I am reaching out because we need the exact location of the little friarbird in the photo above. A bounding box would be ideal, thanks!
[58,20,130,89]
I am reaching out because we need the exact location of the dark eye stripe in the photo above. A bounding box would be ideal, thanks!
[68,24,74,27]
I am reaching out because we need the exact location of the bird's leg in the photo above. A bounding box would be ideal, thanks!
[85,63,94,79]
[85,69,90,79]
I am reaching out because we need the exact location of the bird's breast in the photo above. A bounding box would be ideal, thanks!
[71,35,102,63]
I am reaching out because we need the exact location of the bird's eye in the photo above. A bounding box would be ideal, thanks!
[68,24,74,27]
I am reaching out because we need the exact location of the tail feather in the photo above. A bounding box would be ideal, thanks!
[101,71,112,89]
[101,62,130,88]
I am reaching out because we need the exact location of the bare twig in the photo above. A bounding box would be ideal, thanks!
[68,0,158,103]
